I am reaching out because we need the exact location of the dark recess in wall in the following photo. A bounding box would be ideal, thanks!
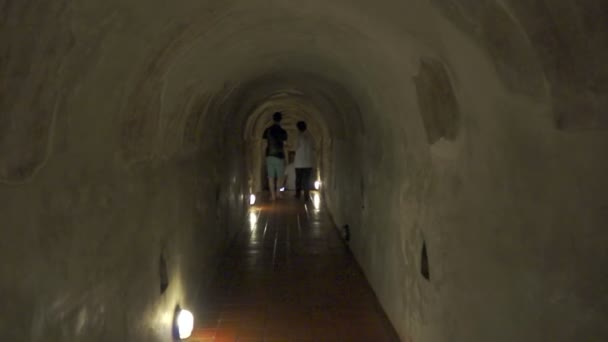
[343,224,350,242]
[360,177,365,210]
[414,58,460,145]
[160,252,169,294]
[421,240,430,280]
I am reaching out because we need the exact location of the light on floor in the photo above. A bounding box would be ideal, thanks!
[314,180,321,190]
[249,194,256,205]
[176,309,194,339]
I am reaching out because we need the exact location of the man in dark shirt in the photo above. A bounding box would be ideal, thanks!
[263,112,288,201]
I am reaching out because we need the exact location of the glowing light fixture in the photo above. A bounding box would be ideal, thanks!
[249,194,256,205]
[314,180,321,190]
[176,309,194,339]
[279,187,285,192]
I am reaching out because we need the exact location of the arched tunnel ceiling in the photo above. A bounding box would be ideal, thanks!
[113,0,434,164]
[236,72,361,141]
[243,94,327,142]
[1,0,607,181]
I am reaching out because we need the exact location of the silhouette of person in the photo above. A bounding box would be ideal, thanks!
[294,121,315,200]
[262,112,288,201]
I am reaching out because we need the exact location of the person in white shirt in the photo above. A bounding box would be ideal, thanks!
[294,121,315,200]
[283,151,296,191]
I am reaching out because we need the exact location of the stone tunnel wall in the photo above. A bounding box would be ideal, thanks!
[0,2,248,340]
[302,1,608,342]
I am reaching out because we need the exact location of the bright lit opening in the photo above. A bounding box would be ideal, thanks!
[249,211,258,227]
[313,193,321,209]
[314,180,321,190]
[176,309,194,339]
[249,194,256,205]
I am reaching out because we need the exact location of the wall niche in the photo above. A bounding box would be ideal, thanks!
[414,58,461,145]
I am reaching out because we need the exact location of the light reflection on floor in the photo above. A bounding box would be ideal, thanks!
[248,210,258,231]
[190,190,399,341]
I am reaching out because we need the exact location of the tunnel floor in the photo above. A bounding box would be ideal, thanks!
[189,191,400,341]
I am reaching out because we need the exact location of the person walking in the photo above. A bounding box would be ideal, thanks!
[294,120,315,201]
[263,112,288,201]
[283,151,296,191]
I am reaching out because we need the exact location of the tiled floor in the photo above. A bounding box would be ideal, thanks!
[189,192,400,342]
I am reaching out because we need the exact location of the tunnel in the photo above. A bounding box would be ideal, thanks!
[1,0,608,341]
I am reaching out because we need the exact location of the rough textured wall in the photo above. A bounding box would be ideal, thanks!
[305,1,608,342]
[432,0,608,129]
[0,156,238,341]
[1,0,607,341]
[0,2,72,183]
[0,1,248,341]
